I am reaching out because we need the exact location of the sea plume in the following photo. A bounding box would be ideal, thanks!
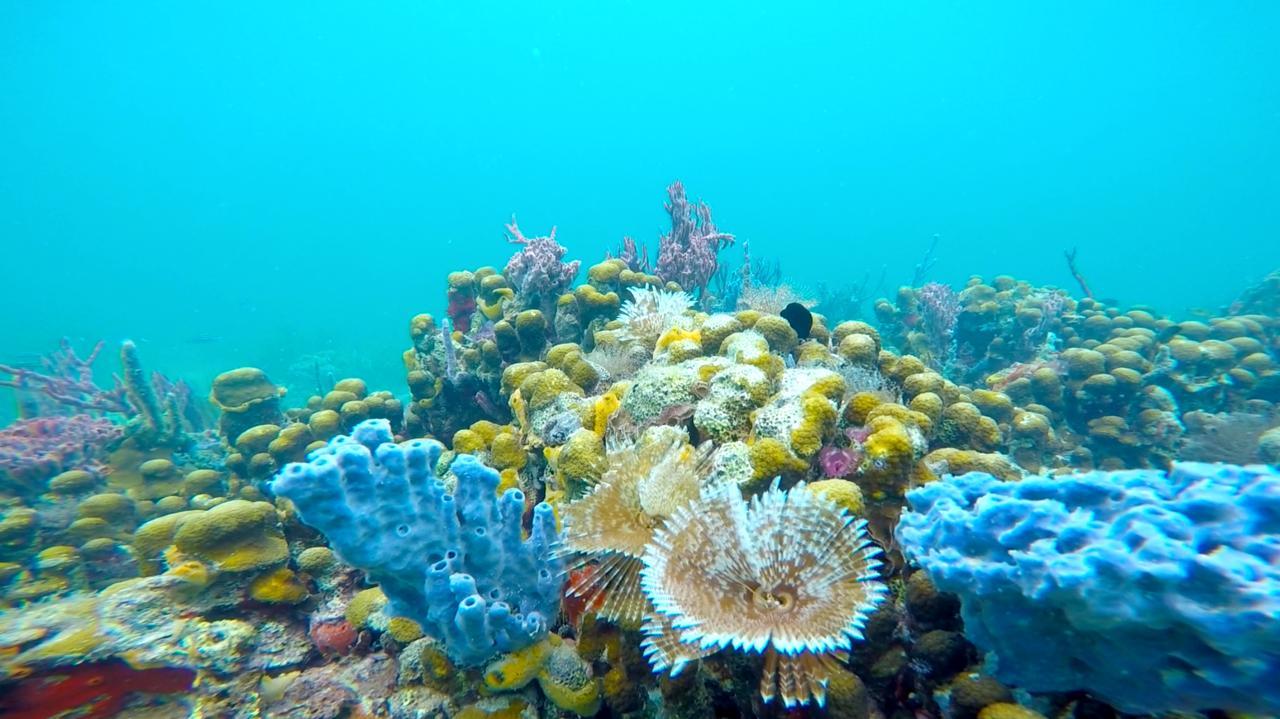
[640,480,886,707]
[559,426,714,628]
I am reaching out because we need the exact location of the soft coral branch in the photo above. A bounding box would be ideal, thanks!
[655,180,735,297]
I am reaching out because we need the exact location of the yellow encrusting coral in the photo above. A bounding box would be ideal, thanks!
[537,640,602,716]
[747,437,809,484]
[807,479,865,515]
[248,567,308,604]
[790,389,839,458]
[484,636,552,691]
[346,586,388,629]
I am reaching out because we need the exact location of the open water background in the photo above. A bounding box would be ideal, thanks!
[2,2,1278,418]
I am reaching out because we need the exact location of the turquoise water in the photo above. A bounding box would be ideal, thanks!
[3,2,1278,412]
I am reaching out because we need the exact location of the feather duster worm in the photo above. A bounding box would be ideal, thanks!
[640,480,886,707]
[559,426,713,628]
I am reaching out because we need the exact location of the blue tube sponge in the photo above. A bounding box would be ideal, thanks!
[896,462,1280,716]
[271,418,562,665]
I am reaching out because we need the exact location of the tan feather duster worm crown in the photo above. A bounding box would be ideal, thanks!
[640,479,886,708]
[559,425,714,628]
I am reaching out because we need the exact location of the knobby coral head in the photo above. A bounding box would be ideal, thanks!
[639,480,886,708]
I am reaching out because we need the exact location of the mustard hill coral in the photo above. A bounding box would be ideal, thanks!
[210,367,286,442]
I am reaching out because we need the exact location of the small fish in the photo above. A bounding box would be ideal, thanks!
[780,302,813,340]
[185,334,224,345]
[1,352,43,369]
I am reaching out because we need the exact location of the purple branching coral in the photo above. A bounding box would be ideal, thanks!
[655,181,734,298]
[916,282,959,368]
[1,339,190,448]
[1021,290,1067,354]
[503,217,581,314]
[609,236,651,273]
[0,415,122,496]
[0,338,129,417]
[440,319,461,383]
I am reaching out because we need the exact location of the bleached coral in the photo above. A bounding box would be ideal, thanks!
[621,358,728,425]
[640,480,885,707]
[752,367,843,451]
[693,364,771,442]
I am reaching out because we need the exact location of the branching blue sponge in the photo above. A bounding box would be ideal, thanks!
[896,462,1280,716]
[271,418,563,666]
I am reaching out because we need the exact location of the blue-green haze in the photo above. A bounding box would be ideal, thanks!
[2,1,1278,414]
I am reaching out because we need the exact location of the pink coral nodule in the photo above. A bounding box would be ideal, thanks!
[818,444,859,478]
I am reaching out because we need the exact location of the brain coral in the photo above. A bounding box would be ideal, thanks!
[896,462,1280,716]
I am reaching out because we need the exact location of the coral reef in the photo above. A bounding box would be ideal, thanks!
[1,182,1277,719]
[876,276,1071,382]
[0,415,120,498]
[1,339,196,451]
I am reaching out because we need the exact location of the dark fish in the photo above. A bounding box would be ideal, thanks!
[780,302,813,340]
